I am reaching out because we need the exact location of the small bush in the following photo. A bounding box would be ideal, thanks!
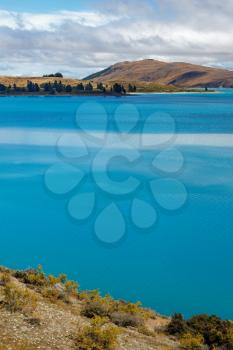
[81,295,152,330]
[110,311,144,328]
[47,274,78,294]
[225,328,233,350]
[3,283,37,314]
[137,325,155,337]
[0,271,11,286]
[180,333,204,350]
[64,279,79,296]
[112,300,153,320]
[41,286,66,302]
[0,266,10,273]
[14,266,47,287]
[187,314,233,348]
[48,274,59,286]
[79,289,100,301]
[115,301,142,314]
[14,266,79,303]
[167,313,233,349]
[24,272,47,286]
[25,317,41,326]
[58,273,67,284]
[25,310,41,326]
[74,317,120,350]
[81,301,109,318]
[167,313,189,335]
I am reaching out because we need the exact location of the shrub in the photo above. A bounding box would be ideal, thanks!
[81,295,152,329]
[14,267,79,301]
[137,325,155,337]
[225,328,233,350]
[3,283,37,314]
[14,266,47,287]
[167,313,189,335]
[180,333,204,350]
[25,313,41,326]
[113,300,153,320]
[79,289,100,302]
[0,271,11,286]
[81,301,109,318]
[167,313,233,349]
[115,300,142,314]
[0,266,10,273]
[109,311,144,328]
[48,274,59,286]
[41,286,67,303]
[58,273,67,284]
[74,317,120,350]
[64,279,79,296]
[187,314,232,348]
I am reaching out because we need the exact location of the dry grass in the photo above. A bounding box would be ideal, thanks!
[0,76,192,93]
[0,267,180,350]
[0,76,82,87]
[85,58,233,88]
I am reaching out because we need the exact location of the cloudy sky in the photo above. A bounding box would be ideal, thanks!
[0,0,233,77]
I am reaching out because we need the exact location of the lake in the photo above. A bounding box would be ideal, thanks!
[0,91,233,319]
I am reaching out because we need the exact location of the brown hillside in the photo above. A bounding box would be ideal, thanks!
[0,76,81,87]
[0,266,179,350]
[84,59,233,88]
[0,266,232,350]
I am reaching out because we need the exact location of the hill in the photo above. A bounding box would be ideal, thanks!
[84,59,233,88]
[0,266,178,350]
[0,76,81,88]
[0,265,232,350]
[0,76,195,94]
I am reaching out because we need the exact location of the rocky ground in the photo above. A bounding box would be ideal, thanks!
[0,266,180,350]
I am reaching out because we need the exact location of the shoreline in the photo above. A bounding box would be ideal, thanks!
[0,90,217,97]
[0,92,128,97]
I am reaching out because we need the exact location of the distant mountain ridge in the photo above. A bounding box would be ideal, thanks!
[84,59,233,88]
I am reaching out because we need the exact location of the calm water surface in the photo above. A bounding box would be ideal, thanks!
[0,91,233,319]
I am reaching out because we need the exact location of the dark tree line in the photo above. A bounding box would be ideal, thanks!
[40,81,94,94]
[111,83,126,94]
[0,81,95,94]
[43,73,63,78]
[128,84,137,92]
[27,81,40,92]
[0,80,137,95]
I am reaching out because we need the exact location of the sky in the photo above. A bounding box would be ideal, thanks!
[0,0,233,77]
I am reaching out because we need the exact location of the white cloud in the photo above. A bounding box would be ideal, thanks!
[0,10,120,31]
[0,1,232,77]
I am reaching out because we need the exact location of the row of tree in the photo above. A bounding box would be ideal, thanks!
[42,73,63,78]
[0,81,137,94]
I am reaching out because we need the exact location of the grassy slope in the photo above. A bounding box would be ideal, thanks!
[0,77,82,87]
[0,266,179,350]
[99,80,195,92]
[0,76,199,93]
[0,266,232,349]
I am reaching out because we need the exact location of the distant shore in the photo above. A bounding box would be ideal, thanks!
[0,90,213,97]
[0,76,215,95]
[0,91,128,97]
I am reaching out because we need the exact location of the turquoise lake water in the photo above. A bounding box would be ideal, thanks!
[0,91,233,319]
